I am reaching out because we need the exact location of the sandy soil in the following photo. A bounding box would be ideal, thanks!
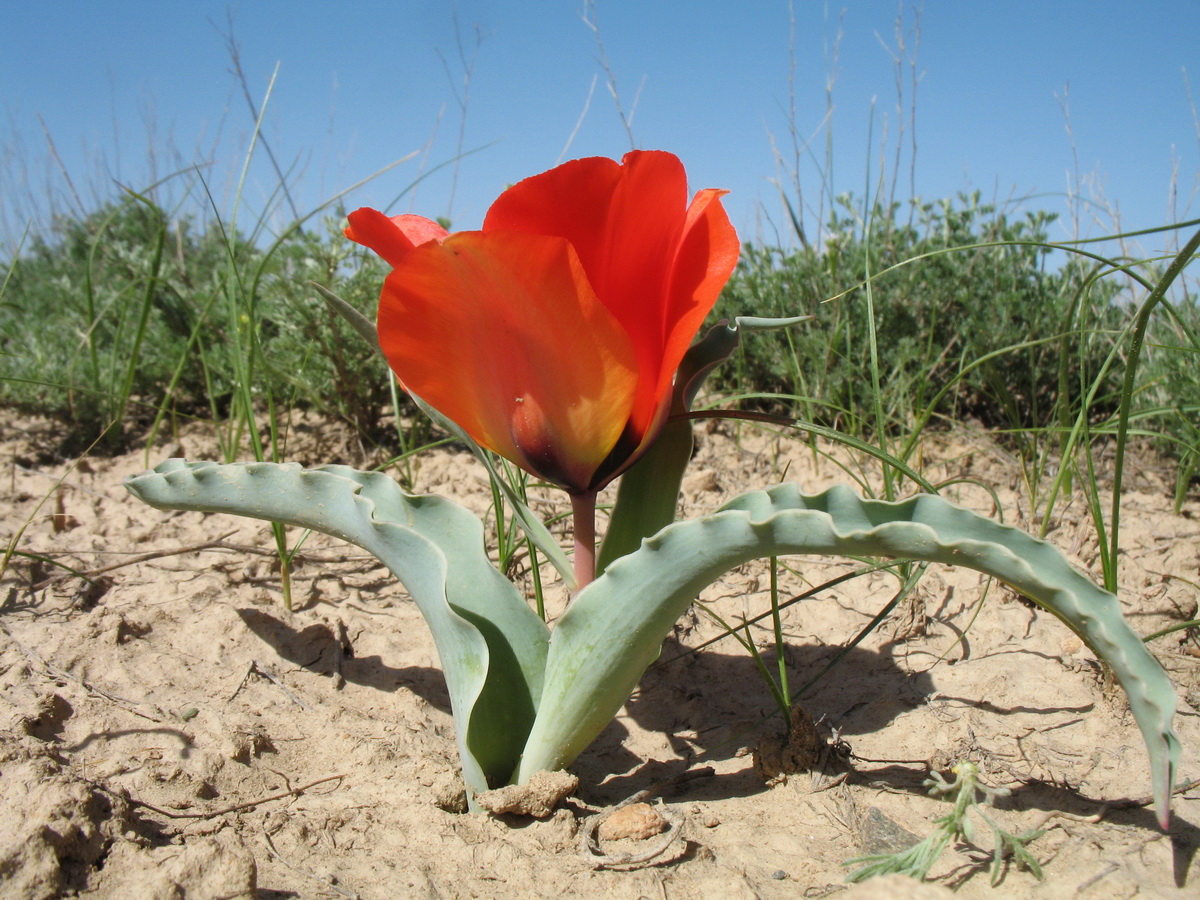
[2,411,1199,899]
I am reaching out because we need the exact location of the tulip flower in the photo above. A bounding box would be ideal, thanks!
[347,151,739,585]
[346,151,738,495]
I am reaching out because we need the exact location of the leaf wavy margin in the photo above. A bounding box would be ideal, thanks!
[124,459,549,794]
[522,483,1179,826]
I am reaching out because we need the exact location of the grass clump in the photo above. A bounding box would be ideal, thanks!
[0,197,218,448]
[1141,285,1200,508]
[714,193,1123,442]
[0,195,396,456]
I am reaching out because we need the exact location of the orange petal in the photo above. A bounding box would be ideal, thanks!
[652,188,740,413]
[482,156,623,279]
[345,208,448,268]
[586,150,691,330]
[484,151,695,435]
[594,152,699,432]
[376,231,639,491]
[484,152,688,328]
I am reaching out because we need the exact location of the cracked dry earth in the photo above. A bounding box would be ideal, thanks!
[2,410,1199,899]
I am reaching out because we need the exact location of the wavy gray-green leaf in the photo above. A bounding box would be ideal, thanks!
[124,459,550,795]
[520,483,1179,826]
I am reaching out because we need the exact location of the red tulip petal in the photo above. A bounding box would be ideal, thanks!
[484,152,686,326]
[482,156,623,277]
[598,152,703,432]
[484,151,697,435]
[590,150,691,325]
[377,231,638,492]
[345,208,448,267]
[654,188,740,410]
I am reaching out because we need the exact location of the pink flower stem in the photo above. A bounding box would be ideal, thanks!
[571,489,598,590]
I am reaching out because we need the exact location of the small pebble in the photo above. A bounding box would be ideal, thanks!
[1060,636,1083,655]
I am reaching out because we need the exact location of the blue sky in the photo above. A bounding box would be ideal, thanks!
[2,1,1198,255]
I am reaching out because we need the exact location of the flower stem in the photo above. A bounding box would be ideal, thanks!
[571,490,598,590]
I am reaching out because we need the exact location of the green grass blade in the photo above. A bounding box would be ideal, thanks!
[1108,228,1200,591]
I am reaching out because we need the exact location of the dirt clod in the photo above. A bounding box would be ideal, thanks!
[474,770,579,818]
[753,701,823,783]
[597,802,667,841]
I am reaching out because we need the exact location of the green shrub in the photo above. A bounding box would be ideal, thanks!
[713,193,1124,443]
[0,199,396,454]
[0,199,231,447]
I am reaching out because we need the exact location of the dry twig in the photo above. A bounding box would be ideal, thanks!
[0,620,170,723]
[101,773,346,821]
[229,660,314,711]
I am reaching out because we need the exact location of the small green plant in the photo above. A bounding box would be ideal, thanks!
[845,761,1045,886]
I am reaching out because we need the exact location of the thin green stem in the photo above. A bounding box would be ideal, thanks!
[1142,618,1200,642]
[527,538,547,620]
[768,556,789,714]
[793,564,926,699]
[1108,227,1200,591]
